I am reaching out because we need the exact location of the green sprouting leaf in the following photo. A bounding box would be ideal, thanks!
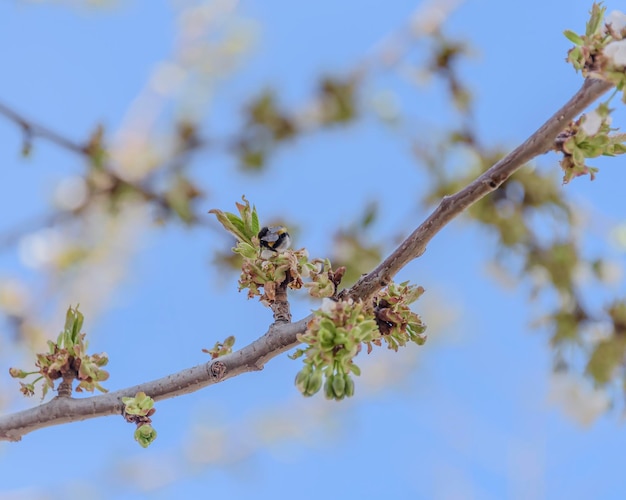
[226,213,246,239]
[234,242,257,259]
[349,363,361,376]
[123,391,155,416]
[61,305,84,346]
[251,207,260,235]
[586,3,606,37]
[210,209,248,243]
[563,30,584,46]
[134,424,158,448]
[212,196,262,245]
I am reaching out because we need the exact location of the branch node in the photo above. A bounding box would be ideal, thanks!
[379,275,390,288]
[209,360,227,381]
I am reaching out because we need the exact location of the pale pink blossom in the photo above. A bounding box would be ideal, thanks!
[604,39,626,66]
[605,10,626,34]
[320,297,338,314]
[581,110,603,135]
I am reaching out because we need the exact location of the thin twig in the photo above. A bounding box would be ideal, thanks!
[0,101,210,244]
[0,101,87,155]
[0,78,613,442]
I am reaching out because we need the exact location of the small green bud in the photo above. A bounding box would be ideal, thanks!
[289,348,306,360]
[343,374,355,397]
[305,369,323,396]
[332,372,346,399]
[295,365,310,382]
[324,376,335,400]
[9,367,28,379]
[295,366,312,393]
[21,137,32,157]
[134,424,158,448]
[334,333,349,346]
[349,363,361,376]
[319,329,335,345]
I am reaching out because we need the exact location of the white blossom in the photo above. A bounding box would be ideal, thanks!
[320,297,338,314]
[549,373,610,426]
[54,176,89,211]
[18,229,65,269]
[604,39,626,67]
[581,110,603,135]
[605,10,626,34]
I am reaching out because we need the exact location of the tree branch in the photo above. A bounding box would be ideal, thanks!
[0,317,310,441]
[346,77,613,301]
[0,78,612,442]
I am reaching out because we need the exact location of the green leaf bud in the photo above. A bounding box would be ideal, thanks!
[324,377,335,400]
[332,372,346,398]
[134,424,158,448]
[305,369,323,396]
[343,374,355,397]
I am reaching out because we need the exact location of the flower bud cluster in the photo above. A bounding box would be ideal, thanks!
[122,392,158,448]
[555,101,626,183]
[211,198,427,401]
[238,245,311,303]
[303,258,345,298]
[211,198,345,304]
[566,5,626,89]
[370,281,427,351]
[561,5,626,182]
[291,298,378,400]
[9,306,109,398]
[292,281,427,400]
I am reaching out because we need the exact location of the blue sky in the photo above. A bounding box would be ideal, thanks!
[1,1,626,499]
